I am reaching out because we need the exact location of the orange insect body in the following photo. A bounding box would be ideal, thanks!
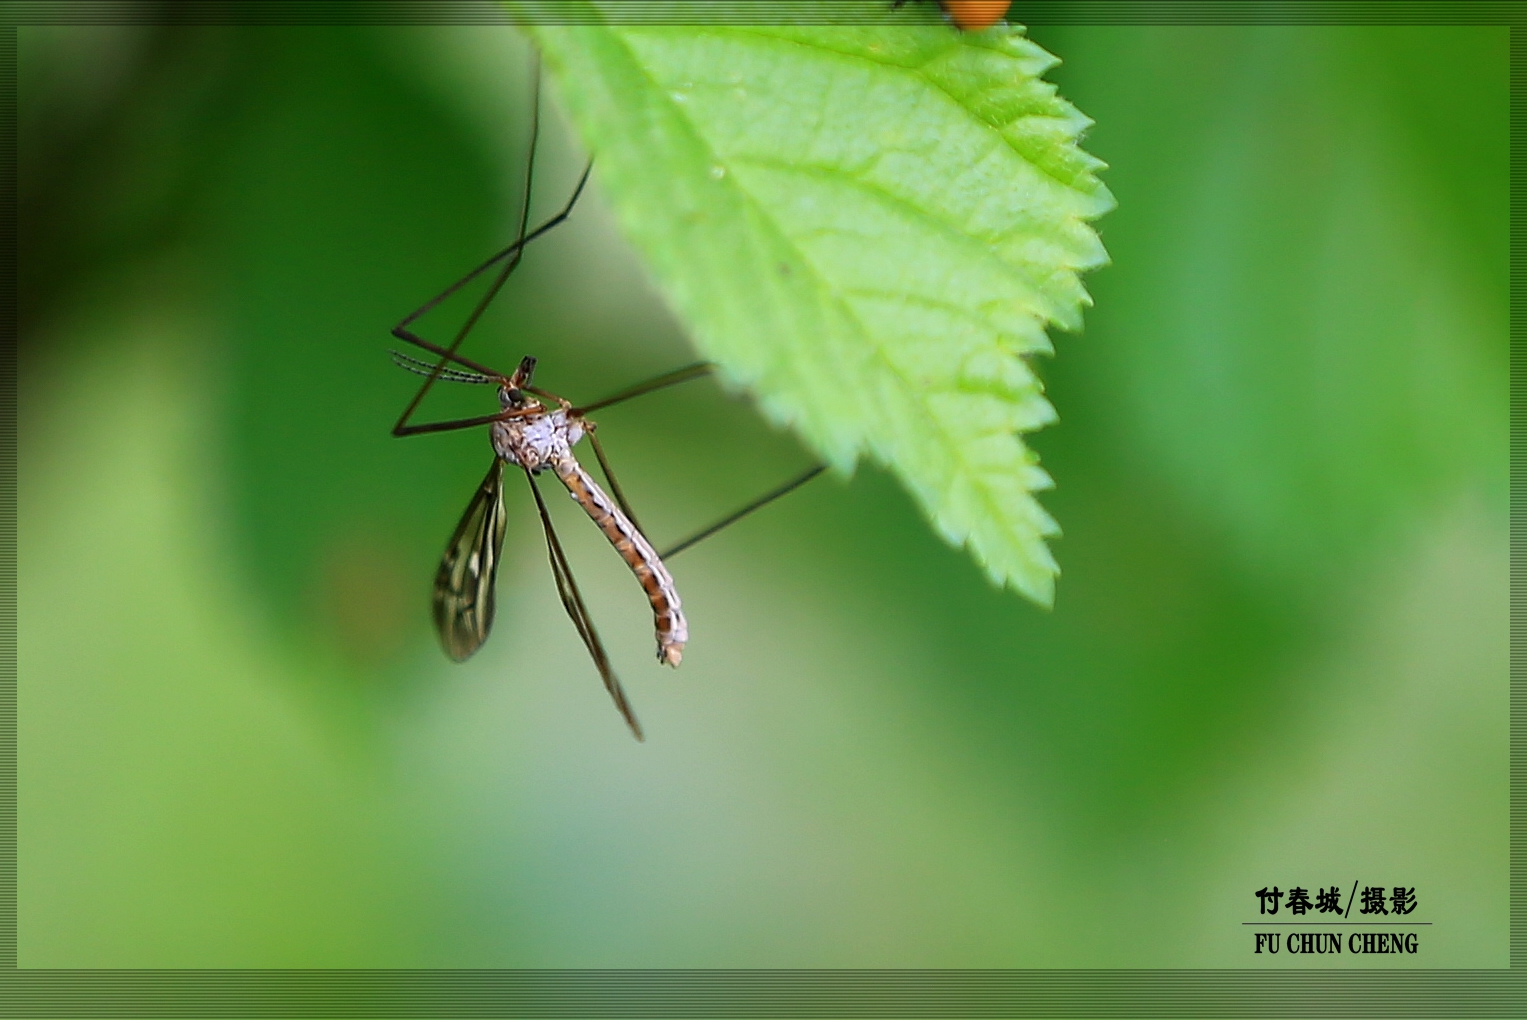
[941,0,1011,29]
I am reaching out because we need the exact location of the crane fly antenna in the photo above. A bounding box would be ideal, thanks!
[526,469,644,740]
[661,464,827,561]
[390,350,498,384]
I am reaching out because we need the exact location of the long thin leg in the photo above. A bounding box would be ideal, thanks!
[526,470,600,667]
[390,170,586,334]
[390,166,592,428]
[390,50,594,438]
[526,469,644,741]
[393,403,542,439]
[393,165,591,341]
[660,464,826,561]
[519,361,713,415]
[571,362,714,415]
[388,164,590,391]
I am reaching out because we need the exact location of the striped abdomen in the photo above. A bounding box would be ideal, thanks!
[552,455,687,666]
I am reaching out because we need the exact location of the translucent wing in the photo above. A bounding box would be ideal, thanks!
[432,458,508,661]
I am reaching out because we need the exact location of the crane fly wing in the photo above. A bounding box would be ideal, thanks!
[524,469,644,741]
[432,458,508,661]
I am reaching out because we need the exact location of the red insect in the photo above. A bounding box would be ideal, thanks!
[893,0,1012,30]
[940,1,1012,29]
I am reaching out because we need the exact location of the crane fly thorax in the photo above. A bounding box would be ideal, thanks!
[490,406,586,472]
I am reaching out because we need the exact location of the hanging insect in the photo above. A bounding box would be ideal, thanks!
[389,58,822,740]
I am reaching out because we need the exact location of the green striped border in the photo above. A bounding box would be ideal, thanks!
[0,969,1523,1017]
[2,0,1521,1015]
[0,1,1521,25]
[0,12,13,985]
[1510,0,1527,989]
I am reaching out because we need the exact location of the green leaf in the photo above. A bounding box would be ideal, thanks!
[519,8,1112,606]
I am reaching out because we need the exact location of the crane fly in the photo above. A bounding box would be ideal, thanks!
[389,57,823,739]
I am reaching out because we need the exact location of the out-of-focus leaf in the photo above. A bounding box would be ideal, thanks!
[515,7,1112,605]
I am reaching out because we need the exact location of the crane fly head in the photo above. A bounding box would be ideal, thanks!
[499,355,540,411]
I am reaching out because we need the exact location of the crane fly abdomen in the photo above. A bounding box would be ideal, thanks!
[555,457,687,666]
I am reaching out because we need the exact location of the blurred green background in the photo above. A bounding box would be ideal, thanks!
[18,22,1505,966]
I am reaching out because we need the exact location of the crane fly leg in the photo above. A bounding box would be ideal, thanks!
[393,404,543,439]
[525,469,645,741]
[572,362,714,415]
[660,464,827,561]
[389,163,594,436]
[391,48,595,437]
